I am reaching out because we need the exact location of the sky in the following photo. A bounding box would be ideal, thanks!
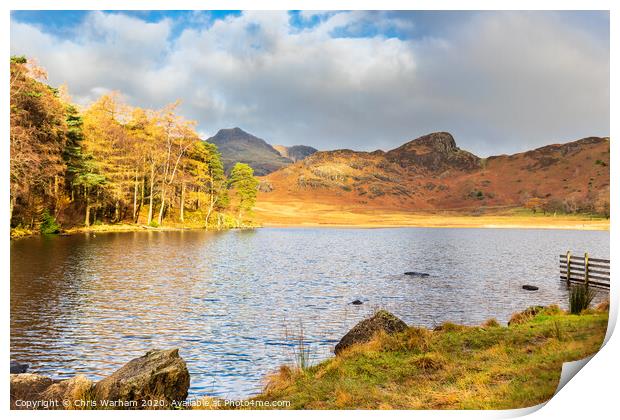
[10,10,610,156]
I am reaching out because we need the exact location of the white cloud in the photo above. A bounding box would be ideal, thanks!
[10,11,609,156]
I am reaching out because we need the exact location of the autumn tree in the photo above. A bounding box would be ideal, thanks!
[10,56,256,232]
[155,104,198,226]
[126,107,159,223]
[63,103,106,226]
[10,56,68,227]
[185,141,227,226]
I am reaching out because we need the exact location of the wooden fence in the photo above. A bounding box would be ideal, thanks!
[560,251,610,289]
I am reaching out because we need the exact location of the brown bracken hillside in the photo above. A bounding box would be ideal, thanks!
[257,132,610,216]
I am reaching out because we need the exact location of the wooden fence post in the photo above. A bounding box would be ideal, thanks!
[566,251,571,286]
[584,252,589,287]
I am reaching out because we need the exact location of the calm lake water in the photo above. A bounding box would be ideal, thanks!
[10,227,609,398]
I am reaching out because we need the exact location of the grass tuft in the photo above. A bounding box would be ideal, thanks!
[569,284,596,314]
[412,353,446,371]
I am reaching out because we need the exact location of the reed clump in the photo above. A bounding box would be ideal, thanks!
[569,284,596,314]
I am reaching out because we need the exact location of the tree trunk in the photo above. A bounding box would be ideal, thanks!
[114,200,120,223]
[84,196,91,227]
[237,209,244,228]
[137,176,145,223]
[132,169,139,223]
[147,162,155,225]
[180,182,185,223]
[158,180,166,225]
[205,193,215,228]
[9,195,15,226]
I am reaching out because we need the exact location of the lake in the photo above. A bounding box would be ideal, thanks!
[10,227,609,398]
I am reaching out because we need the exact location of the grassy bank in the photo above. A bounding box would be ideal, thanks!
[253,202,609,230]
[216,306,608,410]
[10,217,261,239]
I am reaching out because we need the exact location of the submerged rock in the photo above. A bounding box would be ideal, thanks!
[10,361,28,374]
[93,348,190,408]
[335,310,408,355]
[522,285,539,291]
[351,299,363,305]
[404,271,430,277]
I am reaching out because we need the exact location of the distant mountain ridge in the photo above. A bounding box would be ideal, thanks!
[206,128,317,176]
[259,132,610,214]
[273,145,318,162]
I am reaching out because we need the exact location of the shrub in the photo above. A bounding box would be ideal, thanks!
[569,284,596,314]
[149,220,160,228]
[40,210,60,234]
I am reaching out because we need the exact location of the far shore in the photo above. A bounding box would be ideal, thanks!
[10,222,257,239]
[10,206,609,239]
[253,202,610,231]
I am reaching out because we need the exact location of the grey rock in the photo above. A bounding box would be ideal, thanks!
[10,361,28,374]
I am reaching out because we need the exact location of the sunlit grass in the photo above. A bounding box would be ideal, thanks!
[241,306,608,409]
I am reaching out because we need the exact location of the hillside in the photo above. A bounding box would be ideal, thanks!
[207,128,293,176]
[206,128,318,176]
[256,132,610,222]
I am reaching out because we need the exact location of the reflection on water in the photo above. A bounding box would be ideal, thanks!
[10,228,609,398]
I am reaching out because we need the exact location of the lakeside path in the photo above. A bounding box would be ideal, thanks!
[253,202,609,231]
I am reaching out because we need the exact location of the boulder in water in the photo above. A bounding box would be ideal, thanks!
[404,271,430,277]
[351,299,363,305]
[335,310,408,355]
[10,361,28,374]
[522,285,539,291]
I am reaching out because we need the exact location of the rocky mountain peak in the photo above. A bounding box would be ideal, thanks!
[409,132,458,153]
[386,132,480,173]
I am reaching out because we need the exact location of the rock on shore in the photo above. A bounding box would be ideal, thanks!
[10,349,189,410]
[93,349,190,407]
[334,310,408,355]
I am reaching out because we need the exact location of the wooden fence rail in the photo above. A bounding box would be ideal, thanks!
[560,251,610,289]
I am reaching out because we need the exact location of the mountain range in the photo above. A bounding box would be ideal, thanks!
[206,127,317,176]
[257,132,610,214]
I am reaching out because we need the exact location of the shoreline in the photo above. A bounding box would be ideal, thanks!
[258,221,609,231]
[252,202,609,231]
[10,305,609,410]
[254,211,609,231]
[9,223,259,240]
[11,216,609,239]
